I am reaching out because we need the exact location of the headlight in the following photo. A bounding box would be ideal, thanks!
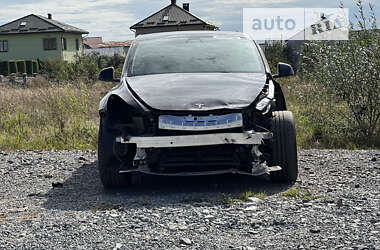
[256,80,275,113]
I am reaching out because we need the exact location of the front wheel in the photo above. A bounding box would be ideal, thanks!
[269,111,298,183]
[98,117,132,189]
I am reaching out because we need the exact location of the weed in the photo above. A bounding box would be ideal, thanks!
[254,192,267,200]
[239,190,254,201]
[0,82,109,150]
[221,193,236,206]
[281,189,301,198]
[281,188,327,201]
[299,1,380,147]
[239,190,267,201]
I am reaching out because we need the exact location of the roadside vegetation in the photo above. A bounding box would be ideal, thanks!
[0,80,110,150]
[281,188,327,201]
[268,0,379,149]
[39,53,125,84]
[0,0,378,150]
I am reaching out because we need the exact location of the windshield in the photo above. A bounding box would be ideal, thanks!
[128,35,265,76]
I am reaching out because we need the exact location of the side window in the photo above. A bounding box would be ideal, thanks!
[0,40,8,52]
[43,38,57,50]
[62,38,67,51]
[75,39,79,51]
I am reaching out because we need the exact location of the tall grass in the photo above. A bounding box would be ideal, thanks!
[0,82,111,150]
[0,76,378,150]
[298,0,380,148]
[279,76,380,149]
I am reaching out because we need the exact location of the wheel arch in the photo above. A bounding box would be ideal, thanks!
[273,80,287,111]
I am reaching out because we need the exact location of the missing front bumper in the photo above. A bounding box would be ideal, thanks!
[115,131,272,148]
[119,164,281,176]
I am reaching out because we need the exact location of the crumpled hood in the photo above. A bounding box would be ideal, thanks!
[126,73,266,111]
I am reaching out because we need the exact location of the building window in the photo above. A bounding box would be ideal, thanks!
[62,38,67,51]
[0,40,8,52]
[75,39,79,51]
[43,38,57,50]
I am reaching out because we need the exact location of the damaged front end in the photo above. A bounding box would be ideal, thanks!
[105,101,279,177]
[117,132,280,176]
[97,31,298,189]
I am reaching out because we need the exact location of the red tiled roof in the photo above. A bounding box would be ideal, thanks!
[97,41,133,48]
[83,37,103,48]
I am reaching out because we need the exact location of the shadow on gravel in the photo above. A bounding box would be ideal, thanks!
[42,161,293,211]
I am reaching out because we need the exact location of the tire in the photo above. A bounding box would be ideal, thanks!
[269,111,298,183]
[98,117,132,189]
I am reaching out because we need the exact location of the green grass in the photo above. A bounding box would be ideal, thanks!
[220,191,267,206]
[278,76,380,149]
[0,75,378,150]
[220,193,238,206]
[0,81,111,150]
[239,190,267,201]
[281,188,326,201]
[281,189,301,198]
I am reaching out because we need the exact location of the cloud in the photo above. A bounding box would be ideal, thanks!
[0,0,139,41]
[0,0,379,41]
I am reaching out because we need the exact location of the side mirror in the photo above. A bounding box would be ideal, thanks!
[98,67,120,82]
[273,63,294,78]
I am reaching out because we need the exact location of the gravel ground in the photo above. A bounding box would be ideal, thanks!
[0,150,379,249]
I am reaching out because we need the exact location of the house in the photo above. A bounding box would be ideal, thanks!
[83,37,103,49]
[84,40,133,57]
[0,14,88,62]
[130,0,214,37]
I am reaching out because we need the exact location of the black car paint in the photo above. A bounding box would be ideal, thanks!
[97,31,295,183]
[126,73,267,111]
[99,31,286,115]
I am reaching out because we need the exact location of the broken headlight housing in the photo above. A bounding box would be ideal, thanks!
[255,80,274,114]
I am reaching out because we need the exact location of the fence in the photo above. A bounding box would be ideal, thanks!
[0,60,39,76]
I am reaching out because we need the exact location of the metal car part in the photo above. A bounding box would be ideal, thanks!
[256,80,275,113]
[119,144,282,176]
[115,131,272,148]
[119,164,282,176]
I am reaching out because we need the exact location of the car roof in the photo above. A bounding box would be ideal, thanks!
[135,31,252,41]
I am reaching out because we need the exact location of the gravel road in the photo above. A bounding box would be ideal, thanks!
[0,150,379,249]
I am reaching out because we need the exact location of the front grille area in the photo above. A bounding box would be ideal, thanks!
[152,110,246,136]
[159,113,243,131]
[147,145,251,173]
[157,127,243,136]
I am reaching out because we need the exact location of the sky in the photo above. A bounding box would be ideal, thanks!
[0,0,379,41]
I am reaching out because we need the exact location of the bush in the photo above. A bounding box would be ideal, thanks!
[300,0,380,147]
[264,42,290,73]
[39,53,125,84]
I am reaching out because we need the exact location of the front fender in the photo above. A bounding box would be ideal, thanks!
[99,78,149,114]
